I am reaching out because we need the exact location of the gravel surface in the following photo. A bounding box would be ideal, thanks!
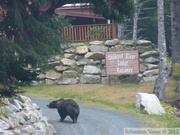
[31,97,141,135]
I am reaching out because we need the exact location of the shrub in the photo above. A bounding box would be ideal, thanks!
[87,26,106,40]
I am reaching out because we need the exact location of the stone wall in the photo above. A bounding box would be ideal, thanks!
[32,39,159,85]
[0,95,56,135]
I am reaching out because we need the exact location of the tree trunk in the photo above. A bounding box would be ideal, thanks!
[117,23,125,39]
[153,0,168,100]
[171,0,180,64]
[133,0,139,40]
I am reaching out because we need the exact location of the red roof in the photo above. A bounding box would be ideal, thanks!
[55,4,105,19]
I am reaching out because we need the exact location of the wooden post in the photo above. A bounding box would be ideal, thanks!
[108,75,112,86]
[111,20,116,38]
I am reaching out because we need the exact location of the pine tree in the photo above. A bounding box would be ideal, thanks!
[0,0,70,100]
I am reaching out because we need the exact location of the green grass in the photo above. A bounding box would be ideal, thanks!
[23,79,180,128]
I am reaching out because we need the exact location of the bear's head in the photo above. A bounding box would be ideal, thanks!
[47,98,65,109]
[47,100,58,109]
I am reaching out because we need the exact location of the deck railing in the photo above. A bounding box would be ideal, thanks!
[63,23,116,42]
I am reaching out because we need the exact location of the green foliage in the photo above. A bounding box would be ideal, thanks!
[0,39,17,84]
[162,103,180,128]
[91,0,135,22]
[173,64,180,81]
[1,0,70,66]
[0,78,25,105]
[87,26,106,40]
[0,83,24,99]
[0,107,8,117]
[0,39,38,84]
[0,0,70,99]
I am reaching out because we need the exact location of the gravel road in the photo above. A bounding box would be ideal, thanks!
[31,97,141,135]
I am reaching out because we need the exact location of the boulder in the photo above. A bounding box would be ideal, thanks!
[55,65,68,72]
[64,47,76,53]
[89,40,104,45]
[8,99,23,110]
[36,73,46,79]
[136,40,152,46]
[110,45,133,52]
[61,43,71,50]
[105,39,119,46]
[89,45,108,52]
[30,81,42,86]
[145,64,159,70]
[140,51,159,58]
[76,59,89,66]
[61,58,76,66]
[76,46,89,54]
[45,79,56,85]
[71,43,84,47]
[48,55,62,62]
[141,76,158,82]
[83,65,101,75]
[56,78,78,85]
[136,46,146,53]
[0,119,10,130]
[144,57,159,64]
[45,70,61,80]
[143,69,159,77]
[119,40,134,45]
[85,52,105,60]
[48,61,60,67]
[80,74,101,84]
[136,93,165,115]
[64,53,75,59]
[140,64,147,72]
[63,70,78,78]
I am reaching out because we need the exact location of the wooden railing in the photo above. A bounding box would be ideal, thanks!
[63,23,116,42]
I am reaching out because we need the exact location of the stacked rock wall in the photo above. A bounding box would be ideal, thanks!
[32,39,160,85]
[0,95,56,135]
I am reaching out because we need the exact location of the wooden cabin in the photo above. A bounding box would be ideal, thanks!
[55,3,116,42]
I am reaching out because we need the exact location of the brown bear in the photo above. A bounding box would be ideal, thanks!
[47,98,80,123]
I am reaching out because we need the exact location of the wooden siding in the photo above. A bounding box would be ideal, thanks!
[63,23,116,42]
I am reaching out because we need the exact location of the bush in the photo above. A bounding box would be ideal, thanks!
[87,26,106,40]
[0,78,25,105]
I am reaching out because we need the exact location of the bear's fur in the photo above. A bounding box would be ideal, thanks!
[47,98,80,123]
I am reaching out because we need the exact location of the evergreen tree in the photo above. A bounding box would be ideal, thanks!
[0,0,70,100]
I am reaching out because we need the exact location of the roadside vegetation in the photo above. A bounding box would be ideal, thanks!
[23,78,180,128]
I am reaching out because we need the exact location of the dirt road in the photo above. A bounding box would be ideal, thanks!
[31,97,141,135]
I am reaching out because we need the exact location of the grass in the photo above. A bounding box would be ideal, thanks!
[23,79,180,128]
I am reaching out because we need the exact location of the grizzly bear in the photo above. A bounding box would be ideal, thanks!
[47,98,80,123]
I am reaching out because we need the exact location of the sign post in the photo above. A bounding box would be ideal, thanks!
[105,50,140,85]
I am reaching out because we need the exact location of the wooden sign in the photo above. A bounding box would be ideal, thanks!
[105,50,140,75]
